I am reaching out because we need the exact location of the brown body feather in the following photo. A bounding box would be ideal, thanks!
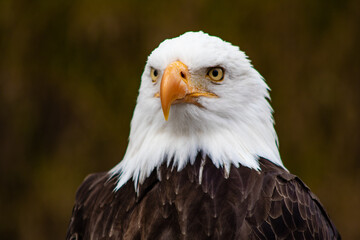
[66,155,340,239]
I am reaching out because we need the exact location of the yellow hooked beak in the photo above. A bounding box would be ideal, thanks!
[158,61,218,121]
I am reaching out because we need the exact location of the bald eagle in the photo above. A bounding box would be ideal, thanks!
[66,32,340,240]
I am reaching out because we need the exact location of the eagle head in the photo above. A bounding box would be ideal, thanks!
[111,32,283,190]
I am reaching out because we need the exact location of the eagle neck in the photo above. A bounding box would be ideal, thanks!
[109,113,283,192]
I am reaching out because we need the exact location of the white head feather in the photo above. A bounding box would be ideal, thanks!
[110,31,284,190]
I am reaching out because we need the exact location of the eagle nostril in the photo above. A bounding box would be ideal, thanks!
[180,71,186,79]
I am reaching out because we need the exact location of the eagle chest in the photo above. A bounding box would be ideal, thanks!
[127,159,260,240]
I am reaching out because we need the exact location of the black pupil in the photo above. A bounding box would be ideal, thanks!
[153,70,158,76]
[212,69,218,77]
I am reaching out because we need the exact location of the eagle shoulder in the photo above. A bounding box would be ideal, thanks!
[252,158,341,239]
[66,172,125,240]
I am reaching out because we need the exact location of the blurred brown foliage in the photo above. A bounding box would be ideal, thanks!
[0,0,359,239]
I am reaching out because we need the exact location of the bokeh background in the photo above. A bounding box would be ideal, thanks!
[1,0,359,239]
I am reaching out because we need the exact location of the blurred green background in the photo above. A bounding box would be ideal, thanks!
[0,0,359,239]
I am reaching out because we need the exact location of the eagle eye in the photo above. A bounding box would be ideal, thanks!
[207,67,224,82]
[150,68,159,83]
